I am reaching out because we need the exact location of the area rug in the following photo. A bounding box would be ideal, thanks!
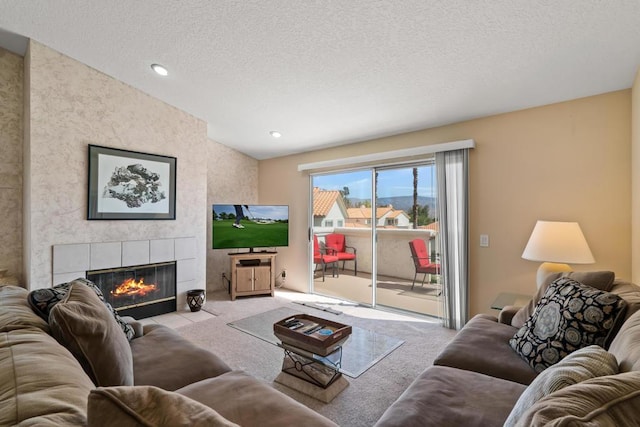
[177,290,458,427]
[227,306,404,378]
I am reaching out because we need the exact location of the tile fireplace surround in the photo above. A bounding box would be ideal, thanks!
[52,237,197,310]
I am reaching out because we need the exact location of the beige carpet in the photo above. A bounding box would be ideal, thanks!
[176,290,457,427]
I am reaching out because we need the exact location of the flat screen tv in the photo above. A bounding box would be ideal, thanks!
[212,204,289,252]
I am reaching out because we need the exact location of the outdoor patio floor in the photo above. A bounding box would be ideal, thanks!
[312,268,443,319]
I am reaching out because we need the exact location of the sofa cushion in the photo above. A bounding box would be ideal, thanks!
[131,323,232,391]
[503,345,618,426]
[433,314,537,385]
[0,285,50,333]
[511,271,615,328]
[88,386,240,427]
[609,279,640,324]
[177,370,338,427]
[0,328,94,425]
[515,371,640,426]
[28,278,135,340]
[509,277,626,373]
[608,308,640,373]
[49,283,134,386]
[374,365,527,427]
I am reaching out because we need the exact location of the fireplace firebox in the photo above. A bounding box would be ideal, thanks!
[86,261,176,319]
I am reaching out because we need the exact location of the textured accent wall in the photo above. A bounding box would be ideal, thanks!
[206,140,258,291]
[24,41,208,299]
[0,48,23,283]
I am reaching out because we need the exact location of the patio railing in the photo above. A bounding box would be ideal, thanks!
[315,227,437,281]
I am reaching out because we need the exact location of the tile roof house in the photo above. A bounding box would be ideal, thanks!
[312,188,349,228]
[346,205,411,228]
[422,221,439,232]
[313,190,412,229]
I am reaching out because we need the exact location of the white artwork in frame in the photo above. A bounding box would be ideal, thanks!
[88,145,176,220]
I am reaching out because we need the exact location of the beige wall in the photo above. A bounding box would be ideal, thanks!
[0,48,23,283]
[23,41,209,298]
[259,90,631,316]
[632,68,640,283]
[206,140,259,290]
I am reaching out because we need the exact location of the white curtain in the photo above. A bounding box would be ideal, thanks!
[436,149,469,330]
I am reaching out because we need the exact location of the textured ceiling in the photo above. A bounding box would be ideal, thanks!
[1,1,639,159]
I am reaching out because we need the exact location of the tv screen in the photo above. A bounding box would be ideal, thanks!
[212,204,289,251]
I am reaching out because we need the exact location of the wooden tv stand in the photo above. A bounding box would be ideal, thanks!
[229,252,277,300]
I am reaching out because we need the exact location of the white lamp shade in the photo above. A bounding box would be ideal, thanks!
[522,221,595,264]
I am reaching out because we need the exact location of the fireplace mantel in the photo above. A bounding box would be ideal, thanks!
[52,237,197,311]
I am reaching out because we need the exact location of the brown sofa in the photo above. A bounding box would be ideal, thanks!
[0,284,337,426]
[375,274,640,427]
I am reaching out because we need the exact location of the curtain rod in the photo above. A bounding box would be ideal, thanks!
[297,139,475,172]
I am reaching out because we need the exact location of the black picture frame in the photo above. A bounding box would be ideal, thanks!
[87,145,176,220]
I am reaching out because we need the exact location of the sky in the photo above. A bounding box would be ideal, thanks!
[212,204,288,220]
[312,166,436,200]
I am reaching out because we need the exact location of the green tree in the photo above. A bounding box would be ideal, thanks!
[340,186,351,208]
[417,204,433,226]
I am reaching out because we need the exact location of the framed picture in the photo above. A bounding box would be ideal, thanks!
[87,145,176,220]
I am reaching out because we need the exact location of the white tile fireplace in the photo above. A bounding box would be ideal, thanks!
[53,237,197,312]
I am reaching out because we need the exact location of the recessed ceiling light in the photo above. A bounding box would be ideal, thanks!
[151,63,168,76]
[270,131,282,138]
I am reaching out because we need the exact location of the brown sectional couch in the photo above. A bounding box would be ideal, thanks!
[376,275,640,427]
[0,284,337,426]
[6,271,640,426]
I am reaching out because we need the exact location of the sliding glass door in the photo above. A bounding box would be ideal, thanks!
[310,161,442,318]
[311,170,373,305]
[374,163,442,317]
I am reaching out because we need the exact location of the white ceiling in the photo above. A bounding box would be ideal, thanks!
[1,1,639,160]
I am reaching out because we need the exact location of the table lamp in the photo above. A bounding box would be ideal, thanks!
[522,220,595,288]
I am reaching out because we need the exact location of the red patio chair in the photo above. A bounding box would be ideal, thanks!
[408,238,440,289]
[313,235,339,281]
[325,233,357,276]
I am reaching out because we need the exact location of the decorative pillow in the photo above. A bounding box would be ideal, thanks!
[503,345,618,426]
[511,271,615,329]
[28,278,135,340]
[0,285,50,333]
[49,283,134,386]
[609,309,640,375]
[515,371,640,426]
[509,277,626,373]
[87,386,240,427]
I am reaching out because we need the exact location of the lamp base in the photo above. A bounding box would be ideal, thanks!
[536,262,572,289]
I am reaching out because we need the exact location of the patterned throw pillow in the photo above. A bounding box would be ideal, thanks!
[28,278,135,341]
[509,277,626,373]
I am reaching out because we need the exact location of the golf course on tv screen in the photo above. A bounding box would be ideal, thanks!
[212,204,289,250]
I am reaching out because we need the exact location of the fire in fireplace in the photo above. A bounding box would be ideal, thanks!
[113,278,157,297]
[86,261,176,319]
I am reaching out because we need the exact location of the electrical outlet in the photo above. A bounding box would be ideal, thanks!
[222,272,226,279]
[281,270,286,278]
